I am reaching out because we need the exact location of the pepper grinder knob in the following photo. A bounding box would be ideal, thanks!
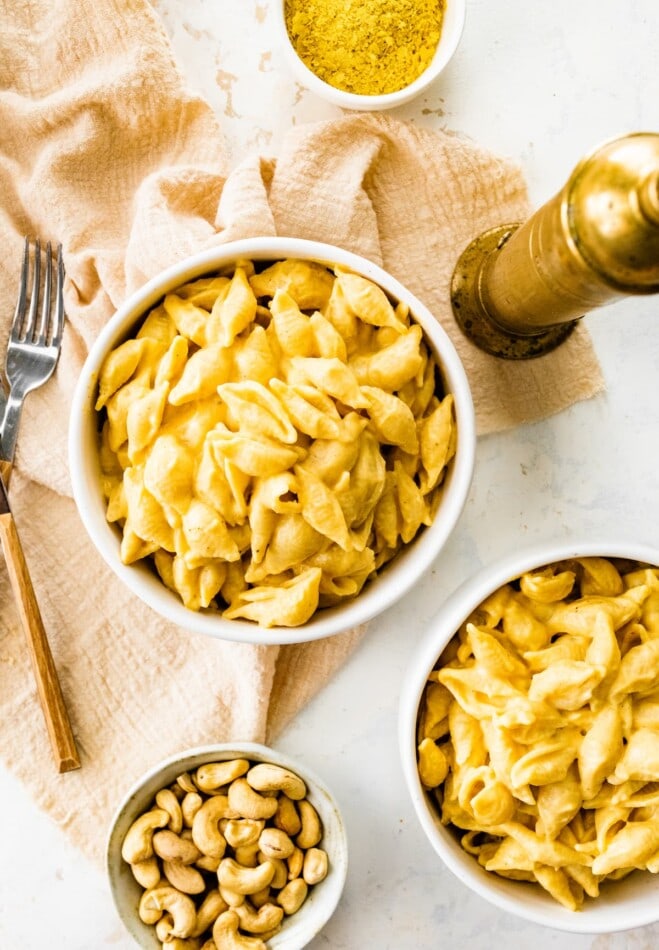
[451,132,659,359]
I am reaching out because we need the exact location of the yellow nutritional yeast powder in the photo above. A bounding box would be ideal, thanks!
[285,0,445,96]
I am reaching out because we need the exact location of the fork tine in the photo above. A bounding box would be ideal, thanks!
[51,244,65,350]
[2,238,67,474]
[20,238,41,344]
[10,237,29,343]
[27,238,41,341]
[35,242,52,346]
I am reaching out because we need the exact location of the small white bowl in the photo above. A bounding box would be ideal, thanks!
[107,742,348,949]
[272,0,466,111]
[399,540,659,934]
[69,237,475,645]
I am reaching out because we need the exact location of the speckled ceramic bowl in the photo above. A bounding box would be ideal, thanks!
[107,742,348,949]
[273,0,466,111]
[400,539,659,933]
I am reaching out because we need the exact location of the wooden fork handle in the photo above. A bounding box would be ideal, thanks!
[0,510,80,773]
[0,460,11,485]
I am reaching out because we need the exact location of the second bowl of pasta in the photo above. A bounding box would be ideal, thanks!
[69,237,475,644]
[399,540,659,932]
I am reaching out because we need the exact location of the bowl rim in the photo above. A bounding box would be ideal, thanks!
[271,0,466,111]
[69,236,476,646]
[106,740,349,950]
[398,538,659,933]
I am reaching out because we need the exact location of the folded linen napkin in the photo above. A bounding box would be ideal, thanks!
[0,0,604,864]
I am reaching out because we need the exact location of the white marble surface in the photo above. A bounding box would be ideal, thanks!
[2,1,659,947]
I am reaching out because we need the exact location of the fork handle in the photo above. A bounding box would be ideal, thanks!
[0,389,24,473]
[0,461,11,485]
[0,510,80,773]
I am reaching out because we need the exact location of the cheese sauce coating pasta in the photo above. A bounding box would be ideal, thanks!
[96,258,457,627]
[417,558,659,910]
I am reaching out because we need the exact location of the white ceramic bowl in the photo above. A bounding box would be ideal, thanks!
[69,237,475,645]
[273,0,466,111]
[107,742,348,949]
[399,540,659,934]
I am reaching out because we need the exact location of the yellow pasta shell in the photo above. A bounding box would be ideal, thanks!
[218,380,298,444]
[96,338,147,410]
[208,265,256,347]
[223,567,322,628]
[209,425,300,477]
[249,259,334,310]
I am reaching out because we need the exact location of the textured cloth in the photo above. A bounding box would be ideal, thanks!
[0,0,603,864]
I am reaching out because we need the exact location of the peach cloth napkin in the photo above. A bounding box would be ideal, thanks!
[0,0,603,864]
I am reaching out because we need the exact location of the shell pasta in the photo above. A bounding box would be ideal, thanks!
[416,558,659,909]
[96,258,457,627]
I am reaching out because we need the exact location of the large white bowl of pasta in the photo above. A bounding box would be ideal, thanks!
[69,237,475,644]
[399,540,659,933]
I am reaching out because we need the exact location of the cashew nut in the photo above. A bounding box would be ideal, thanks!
[196,853,221,873]
[234,900,284,934]
[176,772,198,794]
[153,829,202,865]
[258,827,294,860]
[228,779,278,821]
[182,791,204,828]
[274,796,301,837]
[276,877,308,916]
[217,857,275,895]
[165,940,202,950]
[192,795,231,858]
[295,799,322,849]
[155,912,175,942]
[303,847,329,885]
[259,856,288,890]
[223,818,264,849]
[248,886,271,909]
[195,759,250,792]
[219,885,245,908]
[156,787,183,834]
[190,888,229,938]
[212,910,266,950]
[122,808,170,864]
[286,847,303,881]
[140,885,197,938]
[234,843,260,868]
[139,886,166,925]
[246,763,306,801]
[130,856,161,889]
[163,859,206,895]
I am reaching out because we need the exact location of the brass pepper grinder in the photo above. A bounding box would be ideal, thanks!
[451,132,659,358]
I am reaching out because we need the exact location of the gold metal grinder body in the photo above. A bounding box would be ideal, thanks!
[451,132,659,358]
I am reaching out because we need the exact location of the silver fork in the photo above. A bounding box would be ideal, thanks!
[0,238,65,481]
[0,238,79,772]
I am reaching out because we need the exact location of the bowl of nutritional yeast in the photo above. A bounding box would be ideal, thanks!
[274,0,466,110]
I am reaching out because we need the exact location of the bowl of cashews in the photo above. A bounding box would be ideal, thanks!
[399,539,659,934]
[69,236,475,645]
[107,742,348,949]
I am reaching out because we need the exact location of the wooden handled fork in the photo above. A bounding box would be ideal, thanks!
[0,239,80,772]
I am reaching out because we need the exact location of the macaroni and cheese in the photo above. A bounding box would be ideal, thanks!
[96,258,456,627]
[417,557,659,909]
